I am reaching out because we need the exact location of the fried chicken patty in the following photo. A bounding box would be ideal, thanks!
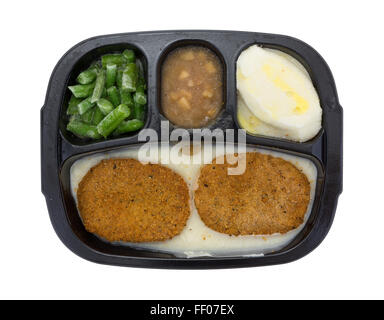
[77,158,190,242]
[194,152,311,236]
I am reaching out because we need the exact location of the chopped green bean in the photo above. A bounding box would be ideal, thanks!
[120,88,134,107]
[76,67,97,84]
[67,119,101,139]
[133,90,146,105]
[69,114,81,122]
[113,119,144,136]
[90,70,106,103]
[97,104,131,138]
[133,102,145,121]
[66,49,146,140]
[77,97,95,115]
[97,98,114,115]
[67,95,82,115]
[106,63,117,88]
[122,63,137,92]
[68,83,95,98]
[81,107,95,124]
[101,54,125,68]
[138,74,147,90]
[107,86,120,107]
[133,74,147,105]
[116,68,123,89]
[101,87,107,98]
[122,49,135,63]
[92,107,105,125]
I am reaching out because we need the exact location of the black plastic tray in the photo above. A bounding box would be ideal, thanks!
[41,30,343,269]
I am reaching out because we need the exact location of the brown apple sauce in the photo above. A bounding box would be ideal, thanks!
[161,46,223,128]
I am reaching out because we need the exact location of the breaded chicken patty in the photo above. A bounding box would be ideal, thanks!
[194,152,310,236]
[77,158,190,242]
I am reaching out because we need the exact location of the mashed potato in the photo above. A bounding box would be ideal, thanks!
[70,144,317,258]
[237,46,322,142]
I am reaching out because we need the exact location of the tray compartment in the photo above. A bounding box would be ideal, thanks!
[229,40,332,155]
[156,39,230,131]
[59,143,324,261]
[60,43,150,146]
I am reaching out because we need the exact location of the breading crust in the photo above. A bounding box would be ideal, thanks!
[194,152,310,235]
[77,158,190,242]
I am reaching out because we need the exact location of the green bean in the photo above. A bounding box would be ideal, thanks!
[66,49,147,140]
[77,97,95,115]
[67,119,101,139]
[76,67,97,84]
[92,107,105,125]
[68,83,95,98]
[122,63,137,92]
[116,68,123,89]
[81,107,96,124]
[122,49,135,63]
[133,102,145,121]
[97,104,131,138]
[113,119,144,136]
[133,75,147,105]
[133,89,146,105]
[67,95,82,115]
[90,70,106,103]
[120,88,134,107]
[101,54,125,68]
[106,63,117,88]
[107,86,120,107]
[133,75,146,110]
[97,98,114,115]
[69,114,81,122]
[101,87,108,98]
[138,74,147,90]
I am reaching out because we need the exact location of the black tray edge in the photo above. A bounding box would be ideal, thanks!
[41,30,343,269]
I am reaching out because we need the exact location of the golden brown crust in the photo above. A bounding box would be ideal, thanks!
[77,158,190,242]
[194,152,311,236]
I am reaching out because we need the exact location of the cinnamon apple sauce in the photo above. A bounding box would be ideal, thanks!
[161,46,224,128]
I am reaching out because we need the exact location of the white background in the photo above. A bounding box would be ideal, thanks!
[1,0,383,300]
